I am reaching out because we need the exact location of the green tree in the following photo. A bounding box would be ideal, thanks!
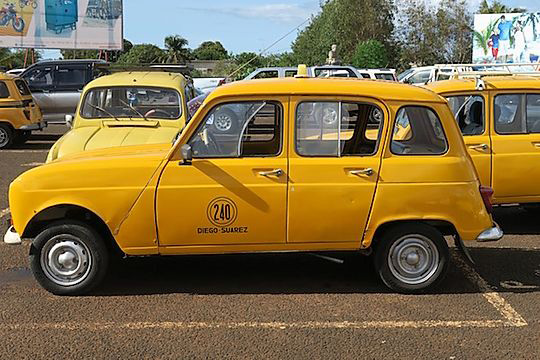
[0,49,42,69]
[351,40,388,68]
[478,0,526,14]
[61,39,133,62]
[117,44,165,65]
[193,41,229,60]
[162,35,192,64]
[292,0,396,66]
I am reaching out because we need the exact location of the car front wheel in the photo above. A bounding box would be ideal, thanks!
[374,223,449,294]
[30,221,109,295]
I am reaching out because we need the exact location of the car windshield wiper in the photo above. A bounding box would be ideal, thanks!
[88,103,119,121]
[119,99,149,121]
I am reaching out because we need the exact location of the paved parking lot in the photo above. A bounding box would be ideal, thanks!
[0,126,539,359]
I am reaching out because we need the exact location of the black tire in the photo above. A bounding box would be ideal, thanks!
[30,221,109,296]
[213,108,239,134]
[0,123,14,149]
[14,130,31,145]
[373,223,449,294]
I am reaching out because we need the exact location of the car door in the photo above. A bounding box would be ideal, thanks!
[445,92,492,187]
[156,97,288,247]
[491,92,540,202]
[52,64,90,122]
[22,65,56,121]
[287,96,386,244]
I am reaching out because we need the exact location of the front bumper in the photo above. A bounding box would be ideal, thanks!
[19,121,47,131]
[476,223,503,242]
[3,226,21,245]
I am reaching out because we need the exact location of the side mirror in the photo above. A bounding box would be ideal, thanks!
[180,144,192,165]
[65,114,74,129]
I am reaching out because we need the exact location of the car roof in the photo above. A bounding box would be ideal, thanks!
[0,72,17,81]
[31,59,107,66]
[425,76,540,93]
[86,71,188,89]
[208,77,444,103]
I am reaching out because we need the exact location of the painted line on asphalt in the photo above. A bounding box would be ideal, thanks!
[0,319,513,332]
[452,253,527,327]
[1,150,48,153]
[0,208,9,219]
[21,162,44,167]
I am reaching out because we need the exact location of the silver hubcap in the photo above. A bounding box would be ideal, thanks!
[388,234,440,285]
[0,128,9,147]
[215,114,232,132]
[40,235,92,287]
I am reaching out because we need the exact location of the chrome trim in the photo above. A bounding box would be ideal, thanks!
[19,121,46,131]
[476,223,503,242]
[3,226,21,245]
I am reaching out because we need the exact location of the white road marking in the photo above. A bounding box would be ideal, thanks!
[452,253,527,327]
[0,208,9,219]
[2,150,47,153]
[21,162,44,167]
[500,280,539,290]
[0,320,512,332]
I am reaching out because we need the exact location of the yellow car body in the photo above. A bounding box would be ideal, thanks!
[0,73,44,149]
[6,77,501,294]
[426,76,540,205]
[47,71,194,162]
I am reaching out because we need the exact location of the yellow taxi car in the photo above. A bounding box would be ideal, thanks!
[426,76,540,206]
[46,71,195,162]
[0,73,44,149]
[4,76,502,295]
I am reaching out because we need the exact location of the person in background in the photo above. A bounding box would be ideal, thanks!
[488,30,500,61]
[497,15,512,62]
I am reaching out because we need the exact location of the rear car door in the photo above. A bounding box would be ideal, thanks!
[52,64,91,122]
[446,93,492,187]
[287,96,386,244]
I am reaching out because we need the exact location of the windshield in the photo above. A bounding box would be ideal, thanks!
[397,68,414,81]
[81,87,182,120]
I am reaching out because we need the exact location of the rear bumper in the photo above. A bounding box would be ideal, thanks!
[476,223,503,242]
[3,226,21,245]
[19,121,47,131]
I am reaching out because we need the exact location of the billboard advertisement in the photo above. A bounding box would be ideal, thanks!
[473,13,540,64]
[0,0,122,50]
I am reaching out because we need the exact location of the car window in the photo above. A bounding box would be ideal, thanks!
[314,68,355,78]
[23,66,54,90]
[397,68,414,82]
[15,79,31,96]
[253,71,279,79]
[360,73,371,79]
[494,94,525,134]
[527,95,540,133]
[285,70,297,77]
[81,87,182,119]
[446,95,485,136]
[0,82,10,98]
[55,66,87,90]
[391,106,448,155]
[407,70,431,84]
[189,101,282,158]
[296,101,383,157]
[375,73,394,81]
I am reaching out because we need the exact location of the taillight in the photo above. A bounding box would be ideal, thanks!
[480,186,494,213]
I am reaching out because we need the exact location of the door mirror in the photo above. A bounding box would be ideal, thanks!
[65,114,74,129]
[180,144,192,165]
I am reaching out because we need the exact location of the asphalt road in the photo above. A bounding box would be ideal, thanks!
[0,125,539,359]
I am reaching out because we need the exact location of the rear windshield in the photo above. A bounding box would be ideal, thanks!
[81,87,182,120]
[15,79,32,96]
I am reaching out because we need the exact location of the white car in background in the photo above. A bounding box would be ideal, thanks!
[193,77,225,94]
[245,65,397,81]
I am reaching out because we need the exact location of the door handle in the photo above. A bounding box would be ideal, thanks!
[468,144,488,151]
[533,143,540,148]
[349,168,374,176]
[258,169,283,177]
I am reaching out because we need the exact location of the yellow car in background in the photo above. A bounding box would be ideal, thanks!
[6,76,501,295]
[47,71,196,162]
[426,76,540,206]
[0,73,44,149]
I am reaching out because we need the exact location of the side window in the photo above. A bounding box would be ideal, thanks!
[0,82,10,98]
[15,80,31,96]
[253,71,278,79]
[188,101,282,158]
[391,106,448,155]
[23,66,54,91]
[55,66,88,91]
[526,95,540,133]
[296,101,383,157]
[446,95,485,136]
[284,70,297,77]
[494,94,525,134]
[360,73,371,79]
[407,70,431,84]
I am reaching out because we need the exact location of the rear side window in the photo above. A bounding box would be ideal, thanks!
[296,101,383,157]
[495,94,540,134]
[446,95,485,135]
[375,73,395,81]
[0,82,10,98]
[285,70,297,77]
[253,71,278,79]
[56,66,88,90]
[15,80,31,96]
[391,106,448,155]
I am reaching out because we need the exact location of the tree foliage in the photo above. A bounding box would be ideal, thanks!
[478,0,526,14]
[61,39,133,62]
[351,40,388,68]
[117,44,165,65]
[193,41,229,60]
[162,35,192,63]
[0,49,42,69]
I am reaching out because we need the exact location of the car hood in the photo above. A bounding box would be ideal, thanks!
[49,125,180,162]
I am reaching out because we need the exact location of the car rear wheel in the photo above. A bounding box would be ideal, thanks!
[374,223,449,294]
[30,221,109,295]
[0,123,14,149]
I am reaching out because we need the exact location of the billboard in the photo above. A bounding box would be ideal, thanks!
[473,13,540,64]
[0,0,123,50]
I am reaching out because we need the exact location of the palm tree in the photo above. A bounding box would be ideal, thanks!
[162,35,192,64]
[474,19,498,55]
[519,13,540,41]
[478,0,526,14]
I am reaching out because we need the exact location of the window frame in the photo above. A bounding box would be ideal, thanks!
[390,105,449,157]
[493,93,540,135]
[294,100,385,158]
[188,100,284,159]
[445,94,486,136]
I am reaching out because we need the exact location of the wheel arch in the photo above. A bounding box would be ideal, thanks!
[367,219,457,248]
[23,204,124,257]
